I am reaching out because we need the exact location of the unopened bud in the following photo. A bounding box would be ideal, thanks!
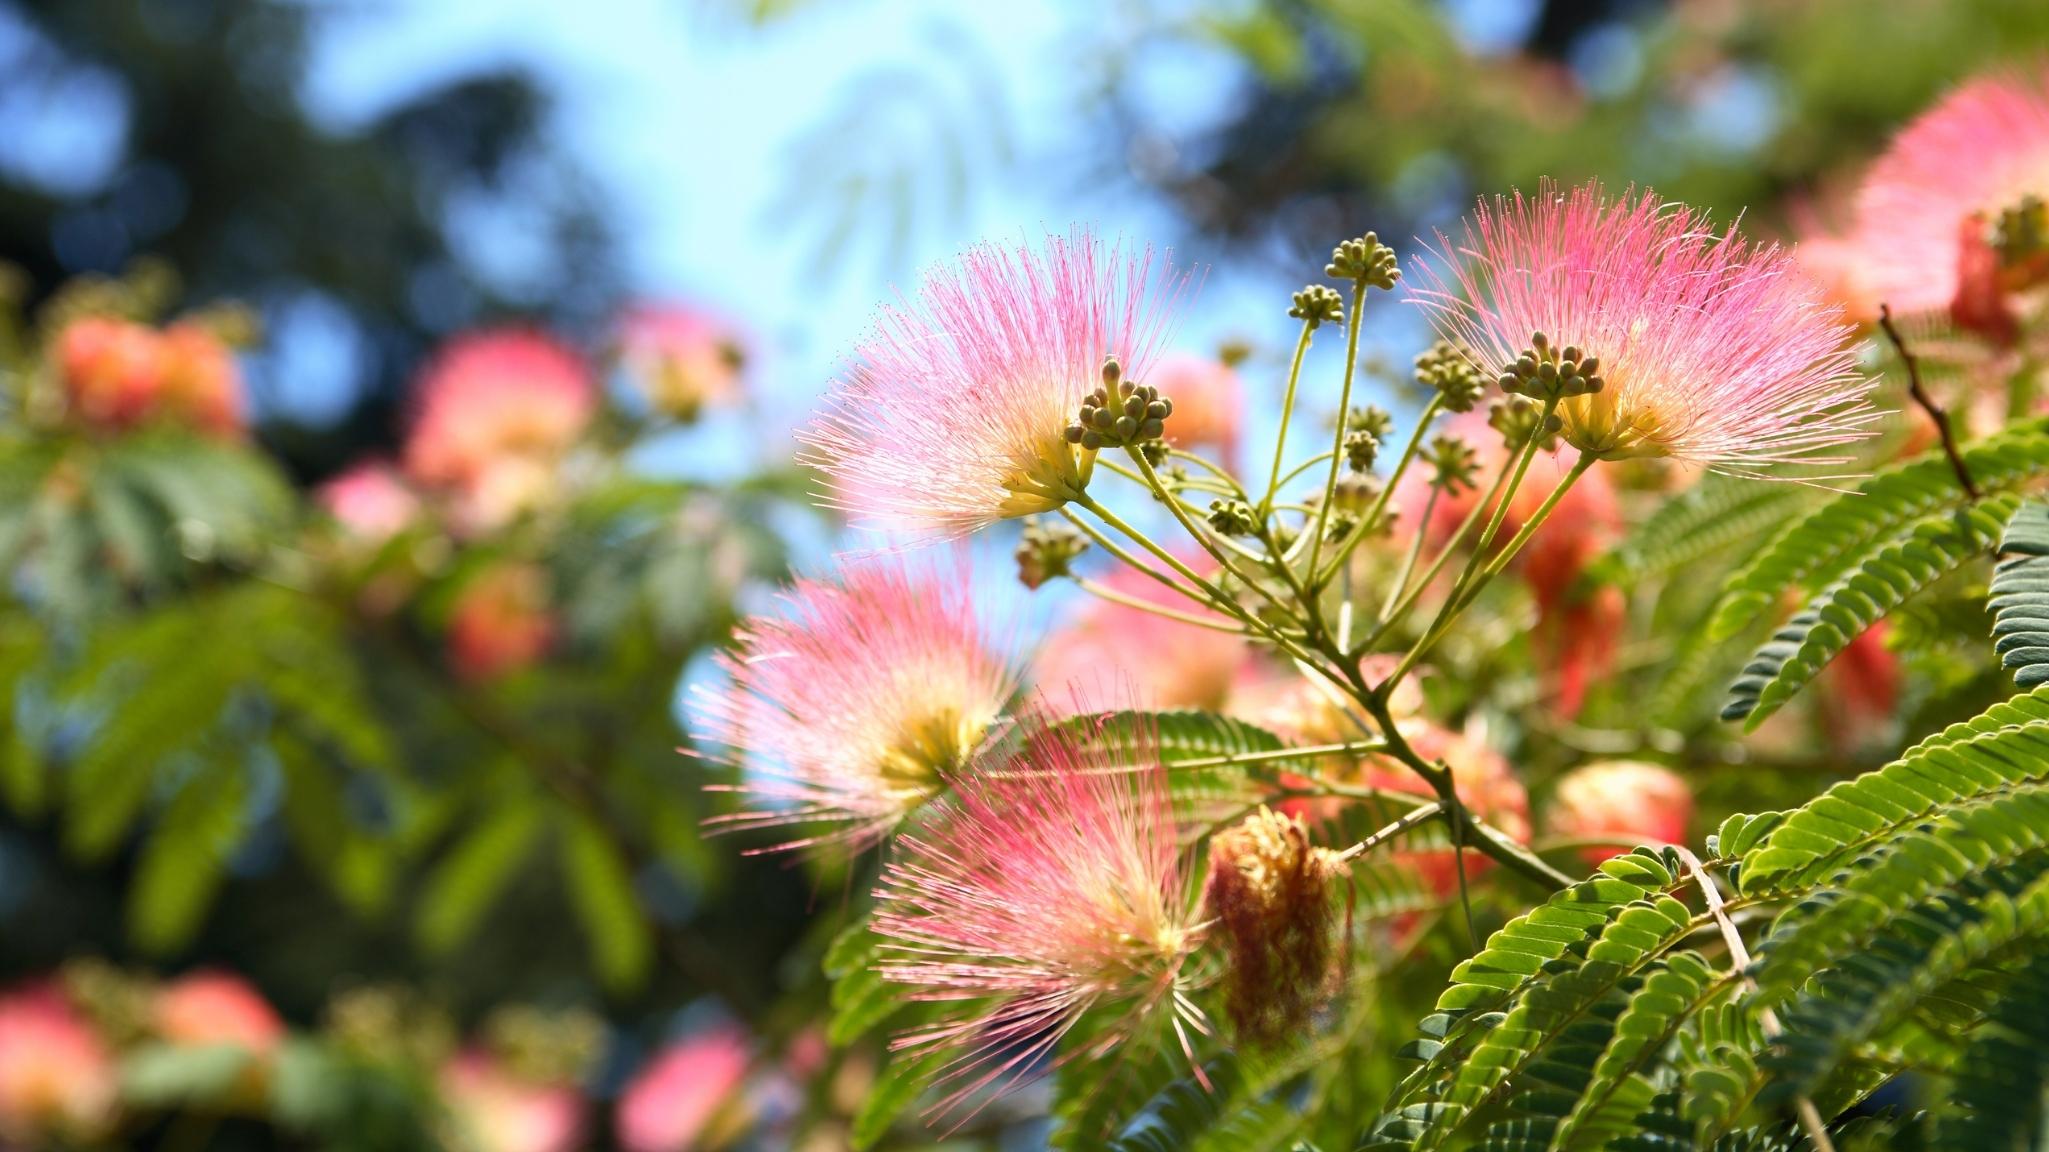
[1015,515,1089,590]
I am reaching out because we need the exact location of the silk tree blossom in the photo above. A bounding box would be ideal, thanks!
[1850,63,2049,329]
[1148,352,1244,467]
[691,557,1016,854]
[615,304,746,422]
[319,460,421,542]
[155,970,286,1055]
[615,1026,750,1152]
[0,983,117,1146]
[1411,181,1876,474]
[55,317,245,437]
[870,714,1205,1117]
[1544,760,1694,866]
[438,1050,583,1152]
[802,229,1192,537]
[404,329,596,533]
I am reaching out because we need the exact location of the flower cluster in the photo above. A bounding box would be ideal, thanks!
[802,230,1191,536]
[55,315,245,437]
[0,962,772,1152]
[871,715,1204,1116]
[691,557,1018,854]
[1410,181,1875,473]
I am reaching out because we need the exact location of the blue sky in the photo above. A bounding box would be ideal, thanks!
[296,0,1423,463]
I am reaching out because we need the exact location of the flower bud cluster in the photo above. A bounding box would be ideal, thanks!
[1065,356,1172,450]
[1498,331,1604,402]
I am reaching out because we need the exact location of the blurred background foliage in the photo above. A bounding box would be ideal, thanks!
[2,0,2049,1149]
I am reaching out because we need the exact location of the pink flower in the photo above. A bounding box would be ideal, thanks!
[1818,618,1902,752]
[319,460,421,542]
[690,557,1016,854]
[1790,224,1885,328]
[58,316,160,429]
[1411,180,1875,473]
[156,322,246,437]
[0,982,117,1145]
[616,304,746,422]
[404,329,596,533]
[801,229,1191,537]
[1849,64,2049,331]
[1032,552,1249,712]
[1545,761,1694,864]
[155,970,286,1055]
[1148,352,1243,467]
[616,1027,750,1152]
[55,317,246,437]
[871,712,1204,1117]
[439,1051,583,1152]
[447,563,557,682]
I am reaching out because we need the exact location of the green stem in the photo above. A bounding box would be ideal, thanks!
[1166,740,1388,771]
[1377,482,1439,623]
[1360,436,1521,648]
[1309,279,1371,580]
[1074,577,1252,635]
[1123,448,1298,615]
[1261,319,1318,516]
[1058,506,1205,603]
[1334,800,1445,862]
[1381,454,1593,693]
[1315,394,1444,587]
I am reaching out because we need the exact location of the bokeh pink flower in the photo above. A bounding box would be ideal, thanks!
[56,316,245,437]
[0,982,118,1146]
[871,712,1203,1116]
[616,1026,750,1152]
[616,304,746,422]
[447,563,558,682]
[404,329,596,533]
[155,969,286,1055]
[1411,180,1875,473]
[319,460,422,542]
[801,229,1191,536]
[1544,760,1694,865]
[1147,352,1243,467]
[1848,63,2049,335]
[439,1050,584,1152]
[1032,551,1249,713]
[691,556,1016,854]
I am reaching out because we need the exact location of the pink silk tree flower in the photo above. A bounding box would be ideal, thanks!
[404,329,596,532]
[615,1027,750,1152]
[1849,64,2049,332]
[438,1050,584,1152]
[869,713,1205,1118]
[446,563,559,682]
[1411,180,1875,474]
[615,304,746,423]
[156,322,247,437]
[1148,352,1244,469]
[690,557,1017,854]
[319,460,421,542]
[0,983,118,1146]
[1544,760,1694,866]
[155,970,286,1056]
[801,229,1192,537]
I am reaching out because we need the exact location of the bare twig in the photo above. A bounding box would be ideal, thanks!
[1676,848,1837,1152]
[1879,303,1978,500]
